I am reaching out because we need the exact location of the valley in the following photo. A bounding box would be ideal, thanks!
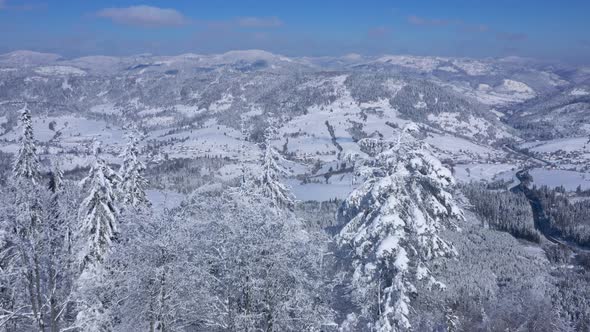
[1,50,588,199]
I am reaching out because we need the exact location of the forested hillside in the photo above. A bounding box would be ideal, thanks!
[1,50,590,331]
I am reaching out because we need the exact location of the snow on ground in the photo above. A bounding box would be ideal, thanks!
[478,80,535,105]
[570,88,590,96]
[287,178,356,201]
[530,168,590,191]
[375,55,442,72]
[382,79,406,96]
[280,77,399,161]
[174,104,206,118]
[138,107,166,117]
[427,112,503,140]
[443,79,536,106]
[425,133,502,161]
[500,79,534,94]
[143,116,177,127]
[34,65,86,76]
[451,59,492,76]
[216,164,248,181]
[151,122,260,160]
[61,79,73,91]
[453,163,518,183]
[209,93,234,113]
[90,103,120,115]
[55,154,94,171]
[281,100,399,160]
[0,115,125,145]
[521,137,588,153]
[0,143,18,154]
[437,66,458,73]
[146,189,185,211]
[240,105,264,119]
[0,50,61,66]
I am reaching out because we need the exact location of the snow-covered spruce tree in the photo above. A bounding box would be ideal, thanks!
[0,140,78,330]
[78,153,120,269]
[74,151,120,332]
[259,126,295,211]
[0,104,46,330]
[13,104,40,184]
[119,131,150,209]
[337,125,462,331]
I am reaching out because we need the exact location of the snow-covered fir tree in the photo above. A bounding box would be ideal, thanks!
[48,159,64,195]
[119,131,150,209]
[2,103,46,330]
[13,104,40,184]
[77,151,120,270]
[259,125,295,210]
[338,125,463,331]
[1,136,78,331]
[74,150,120,332]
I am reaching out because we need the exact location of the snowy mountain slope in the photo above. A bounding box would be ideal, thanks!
[508,84,590,140]
[0,50,62,67]
[1,50,589,198]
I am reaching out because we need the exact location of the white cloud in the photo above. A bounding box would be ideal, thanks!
[97,5,188,27]
[237,16,283,28]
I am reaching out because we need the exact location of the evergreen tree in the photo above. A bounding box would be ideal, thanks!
[48,160,64,195]
[1,160,77,330]
[74,151,120,332]
[119,131,150,209]
[13,104,40,184]
[338,126,462,331]
[259,126,295,211]
[77,154,119,270]
[4,103,48,330]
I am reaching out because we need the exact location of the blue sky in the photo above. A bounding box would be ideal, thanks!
[1,0,589,63]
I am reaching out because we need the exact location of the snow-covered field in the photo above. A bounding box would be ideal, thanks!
[454,163,518,183]
[521,137,588,153]
[530,168,590,190]
[288,179,356,201]
[146,189,185,210]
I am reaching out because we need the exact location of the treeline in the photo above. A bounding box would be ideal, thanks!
[462,183,541,242]
[529,185,590,247]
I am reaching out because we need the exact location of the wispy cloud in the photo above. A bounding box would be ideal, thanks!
[496,31,528,42]
[97,5,189,27]
[237,16,283,28]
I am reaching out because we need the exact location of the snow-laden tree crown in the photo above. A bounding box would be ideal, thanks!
[119,130,150,209]
[338,125,463,331]
[12,104,40,184]
[259,125,296,211]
